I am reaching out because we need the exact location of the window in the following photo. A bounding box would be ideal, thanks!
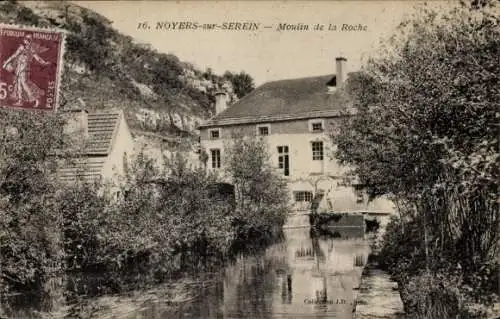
[209,129,220,140]
[354,185,364,204]
[256,124,271,136]
[309,119,325,132]
[294,191,313,202]
[311,141,324,160]
[211,149,221,168]
[277,145,289,176]
[312,122,323,132]
[195,136,201,153]
[258,126,269,136]
[123,152,129,175]
[123,190,131,200]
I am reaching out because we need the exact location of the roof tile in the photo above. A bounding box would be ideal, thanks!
[57,157,106,184]
[58,110,122,183]
[85,111,121,155]
[201,74,351,127]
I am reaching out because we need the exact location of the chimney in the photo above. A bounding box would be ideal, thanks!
[335,57,347,88]
[63,109,88,140]
[214,91,228,115]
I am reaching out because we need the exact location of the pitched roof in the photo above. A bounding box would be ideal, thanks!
[57,157,106,183]
[200,74,351,128]
[85,111,122,155]
[57,110,124,183]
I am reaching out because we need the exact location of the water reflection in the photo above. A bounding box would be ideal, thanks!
[0,277,65,319]
[1,228,371,318]
[139,227,370,319]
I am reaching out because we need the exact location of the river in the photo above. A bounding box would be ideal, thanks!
[1,226,404,318]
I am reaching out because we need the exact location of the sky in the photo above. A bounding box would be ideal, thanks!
[74,1,436,85]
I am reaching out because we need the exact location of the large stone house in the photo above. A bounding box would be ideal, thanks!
[57,108,134,188]
[198,57,395,214]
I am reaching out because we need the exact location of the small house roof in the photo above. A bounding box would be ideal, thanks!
[200,74,352,128]
[86,110,122,155]
[57,157,106,183]
[58,109,123,183]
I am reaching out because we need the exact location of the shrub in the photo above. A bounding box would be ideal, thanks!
[57,181,114,272]
[224,135,290,243]
[402,272,464,319]
[334,2,499,317]
[0,110,67,294]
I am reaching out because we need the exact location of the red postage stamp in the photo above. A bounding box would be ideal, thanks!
[0,25,65,111]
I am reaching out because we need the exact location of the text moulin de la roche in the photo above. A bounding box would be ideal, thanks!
[137,22,368,32]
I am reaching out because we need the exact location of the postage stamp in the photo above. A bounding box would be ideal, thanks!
[0,24,65,111]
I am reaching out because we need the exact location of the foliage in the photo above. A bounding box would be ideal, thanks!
[223,71,256,99]
[65,12,116,75]
[336,2,499,266]
[0,109,67,293]
[17,6,40,26]
[402,272,464,319]
[158,153,235,254]
[333,2,499,317]
[0,1,256,135]
[380,217,499,318]
[224,135,290,240]
[57,181,114,272]
[0,111,287,302]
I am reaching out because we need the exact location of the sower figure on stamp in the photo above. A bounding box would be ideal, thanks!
[2,34,51,107]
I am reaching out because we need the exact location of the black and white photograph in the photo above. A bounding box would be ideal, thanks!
[0,1,498,318]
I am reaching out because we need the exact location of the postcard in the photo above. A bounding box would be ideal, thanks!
[0,1,497,318]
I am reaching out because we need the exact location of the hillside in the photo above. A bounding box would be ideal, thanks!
[0,0,249,141]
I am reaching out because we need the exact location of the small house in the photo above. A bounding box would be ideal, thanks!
[57,108,134,188]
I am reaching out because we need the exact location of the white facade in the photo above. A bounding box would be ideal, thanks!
[198,56,396,214]
[102,113,135,186]
[200,118,395,214]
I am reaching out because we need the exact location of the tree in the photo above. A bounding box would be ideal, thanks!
[224,135,290,239]
[0,109,68,293]
[333,0,498,292]
[65,13,116,74]
[223,71,256,98]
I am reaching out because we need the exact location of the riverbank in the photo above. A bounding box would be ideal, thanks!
[355,256,405,319]
[378,217,500,319]
[2,227,377,318]
[0,276,209,319]
[1,129,291,318]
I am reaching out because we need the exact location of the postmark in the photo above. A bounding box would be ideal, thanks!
[0,24,65,111]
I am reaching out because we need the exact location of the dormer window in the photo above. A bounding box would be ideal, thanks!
[209,128,220,140]
[309,119,325,132]
[257,124,271,136]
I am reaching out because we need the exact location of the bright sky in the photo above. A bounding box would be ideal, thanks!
[74,1,439,85]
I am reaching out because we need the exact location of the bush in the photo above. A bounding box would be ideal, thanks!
[380,215,499,318]
[334,2,499,317]
[402,272,464,319]
[0,110,289,300]
[0,110,67,294]
[57,181,114,272]
[224,135,290,243]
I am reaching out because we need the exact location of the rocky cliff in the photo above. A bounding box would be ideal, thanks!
[0,0,240,141]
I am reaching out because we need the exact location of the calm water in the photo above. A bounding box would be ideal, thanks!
[132,227,370,319]
[2,227,376,319]
[355,267,405,319]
